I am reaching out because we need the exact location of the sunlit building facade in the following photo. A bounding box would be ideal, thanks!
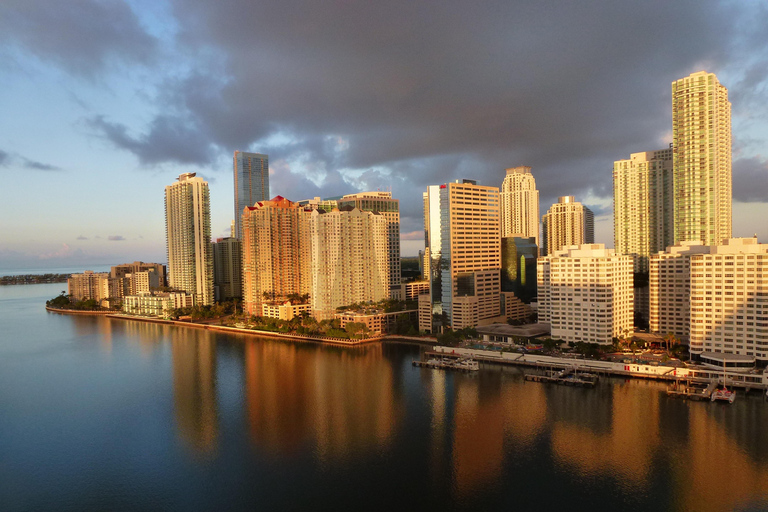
[500,166,539,246]
[538,244,634,344]
[338,191,401,299]
[613,148,674,273]
[672,71,732,246]
[165,172,214,306]
[310,207,389,320]
[241,196,312,316]
[541,196,593,256]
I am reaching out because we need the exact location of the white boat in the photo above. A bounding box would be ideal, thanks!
[711,388,736,403]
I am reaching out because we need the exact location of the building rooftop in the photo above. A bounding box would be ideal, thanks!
[476,323,551,338]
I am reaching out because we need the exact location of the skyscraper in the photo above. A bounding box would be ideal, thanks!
[541,196,593,256]
[241,196,312,316]
[213,237,242,302]
[165,172,214,306]
[500,166,539,246]
[672,71,732,246]
[310,207,389,320]
[337,191,401,299]
[425,180,501,329]
[234,151,269,240]
[613,148,674,272]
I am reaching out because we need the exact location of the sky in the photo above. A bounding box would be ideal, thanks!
[1,0,768,270]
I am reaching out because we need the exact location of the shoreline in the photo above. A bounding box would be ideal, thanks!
[46,306,439,345]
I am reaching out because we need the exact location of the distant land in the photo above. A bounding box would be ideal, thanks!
[0,274,70,286]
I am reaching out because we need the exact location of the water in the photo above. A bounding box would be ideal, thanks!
[2,283,768,511]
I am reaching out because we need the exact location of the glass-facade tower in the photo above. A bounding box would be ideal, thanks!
[234,151,269,240]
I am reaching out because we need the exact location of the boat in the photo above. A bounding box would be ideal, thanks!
[711,387,736,403]
[711,364,736,403]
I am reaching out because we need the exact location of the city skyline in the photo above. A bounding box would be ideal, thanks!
[2,2,768,270]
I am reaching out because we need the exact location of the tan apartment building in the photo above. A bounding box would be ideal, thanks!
[672,71,731,247]
[538,244,634,344]
[541,196,594,256]
[652,238,768,361]
[310,207,389,320]
[111,261,166,288]
[613,149,674,273]
[649,241,710,342]
[338,192,402,299]
[68,271,109,301]
[165,172,214,306]
[500,166,539,246]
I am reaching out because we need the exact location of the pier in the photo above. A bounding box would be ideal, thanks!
[524,367,599,388]
[412,356,479,372]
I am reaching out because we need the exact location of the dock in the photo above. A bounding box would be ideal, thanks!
[524,367,599,388]
[413,356,479,372]
[667,380,718,401]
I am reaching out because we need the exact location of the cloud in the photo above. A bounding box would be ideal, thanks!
[401,230,424,241]
[39,243,74,260]
[22,158,61,171]
[733,156,768,203]
[0,149,8,166]
[87,115,215,166]
[108,235,125,241]
[60,1,768,239]
[76,235,88,241]
[0,0,157,77]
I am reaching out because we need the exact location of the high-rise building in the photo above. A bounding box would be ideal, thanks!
[234,151,269,240]
[538,244,634,345]
[241,196,312,316]
[338,191,401,298]
[500,166,539,246]
[672,71,732,246]
[651,238,768,362]
[310,207,389,320]
[423,180,501,330]
[165,172,214,306]
[500,236,537,304]
[541,196,593,256]
[613,148,674,273]
[213,237,242,302]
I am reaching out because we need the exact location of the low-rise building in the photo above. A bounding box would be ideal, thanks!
[122,292,194,318]
[334,309,418,335]
[261,301,312,321]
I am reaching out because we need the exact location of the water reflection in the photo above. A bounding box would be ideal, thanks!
[172,328,218,455]
[243,340,401,462]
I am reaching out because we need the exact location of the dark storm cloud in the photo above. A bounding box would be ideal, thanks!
[87,115,214,166]
[81,2,768,230]
[0,0,157,77]
[733,157,768,203]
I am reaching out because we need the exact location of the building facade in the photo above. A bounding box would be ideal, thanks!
[672,71,732,246]
[241,196,312,316]
[649,241,710,342]
[111,261,166,288]
[165,172,214,306]
[501,236,538,303]
[338,191,401,299]
[541,196,594,256]
[651,238,768,362]
[234,151,269,240]
[68,271,109,301]
[309,207,389,320]
[500,166,539,246]
[213,237,242,302]
[613,148,674,273]
[426,180,501,330]
[538,244,634,345]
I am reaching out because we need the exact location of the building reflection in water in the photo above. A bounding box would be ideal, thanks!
[244,340,400,462]
[549,381,660,489]
[172,328,218,456]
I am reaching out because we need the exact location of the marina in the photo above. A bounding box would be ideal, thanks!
[413,356,479,372]
[523,367,599,387]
